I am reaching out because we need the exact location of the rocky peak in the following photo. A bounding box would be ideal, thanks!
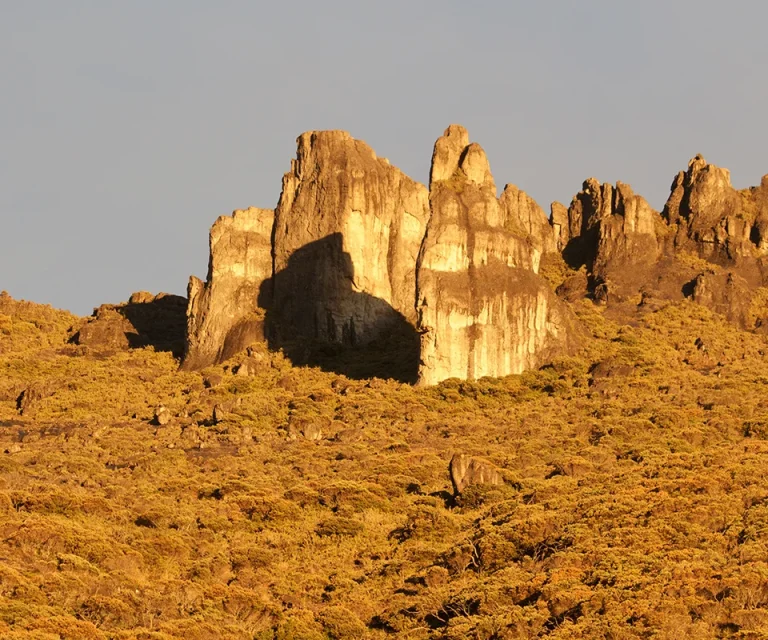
[429,124,470,186]
[459,142,496,191]
[500,184,557,262]
[270,129,429,351]
[416,126,578,385]
[663,154,736,228]
[661,154,768,283]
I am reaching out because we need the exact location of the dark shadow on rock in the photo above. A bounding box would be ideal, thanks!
[258,233,419,383]
[561,226,599,274]
[71,293,187,357]
[120,294,187,356]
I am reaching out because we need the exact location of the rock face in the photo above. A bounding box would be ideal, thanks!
[416,125,578,386]
[73,291,187,355]
[183,126,580,383]
[690,271,752,328]
[183,207,274,370]
[265,130,430,348]
[548,153,768,325]
[664,155,768,285]
[558,178,665,300]
[182,128,768,381]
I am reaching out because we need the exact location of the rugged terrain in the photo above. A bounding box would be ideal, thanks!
[4,282,768,638]
[4,125,768,639]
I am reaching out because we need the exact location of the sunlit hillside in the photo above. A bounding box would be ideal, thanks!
[3,289,768,639]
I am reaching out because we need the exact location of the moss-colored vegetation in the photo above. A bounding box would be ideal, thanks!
[3,292,768,638]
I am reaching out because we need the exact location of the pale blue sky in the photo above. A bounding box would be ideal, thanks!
[3,1,767,314]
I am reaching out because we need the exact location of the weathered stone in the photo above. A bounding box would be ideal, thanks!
[690,271,752,328]
[500,184,557,269]
[154,406,171,426]
[16,383,53,416]
[183,126,583,384]
[72,306,133,350]
[416,126,579,386]
[203,373,222,389]
[664,155,768,285]
[72,292,186,355]
[561,178,665,299]
[183,207,274,370]
[550,201,570,251]
[449,453,504,495]
[556,271,589,302]
[266,130,429,349]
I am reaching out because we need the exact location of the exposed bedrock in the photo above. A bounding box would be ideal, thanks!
[182,207,274,371]
[552,153,768,323]
[266,130,430,347]
[664,154,768,285]
[183,125,581,384]
[415,125,579,386]
[183,128,768,383]
[556,178,665,300]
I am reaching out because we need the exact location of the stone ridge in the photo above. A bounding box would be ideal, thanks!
[182,129,768,384]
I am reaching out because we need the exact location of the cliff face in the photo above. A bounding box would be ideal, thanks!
[183,207,274,370]
[182,128,768,384]
[415,125,578,386]
[266,130,429,348]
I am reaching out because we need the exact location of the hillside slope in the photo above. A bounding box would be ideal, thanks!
[2,291,768,639]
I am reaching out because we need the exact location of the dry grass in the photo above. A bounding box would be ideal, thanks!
[2,291,768,638]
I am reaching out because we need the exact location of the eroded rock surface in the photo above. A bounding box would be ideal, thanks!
[183,207,274,370]
[559,179,665,300]
[450,453,504,495]
[73,291,186,355]
[416,125,578,386]
[267,130,429,348]
[664,155,768,285]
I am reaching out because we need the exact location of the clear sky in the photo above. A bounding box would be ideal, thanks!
[3,1,767,315]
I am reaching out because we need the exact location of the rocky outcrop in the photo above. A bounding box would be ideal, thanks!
[266,130,430,348]
[183,126,580,384]
[415,125,578,386]
[500,184,557,271]
[664,155,768,285]
[73,291,186,355]
[183,207,274,370]
[690,271,752,328]
[558,178,665,300]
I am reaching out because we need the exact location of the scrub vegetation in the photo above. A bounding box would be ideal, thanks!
[3,291,768,639]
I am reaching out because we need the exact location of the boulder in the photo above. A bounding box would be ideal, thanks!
[690,271,752,328]
[449,453,504,495]
[73,292,186,355]
[154,406,171,426]
[16,383,54,416]
[72,306,133,350]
